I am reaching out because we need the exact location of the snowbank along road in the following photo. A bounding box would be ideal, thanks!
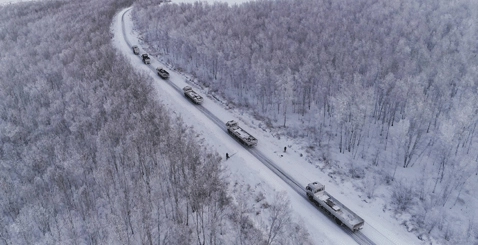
[117,6,397,245]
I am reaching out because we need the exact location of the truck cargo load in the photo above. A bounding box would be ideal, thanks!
[183,86,203,104]
[226,120,258,147]
[306,181,364,232]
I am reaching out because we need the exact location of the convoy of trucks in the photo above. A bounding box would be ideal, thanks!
[183,86,203,104]
[306,181,364,232]
[131,43,366,235]
[225,120,258,147]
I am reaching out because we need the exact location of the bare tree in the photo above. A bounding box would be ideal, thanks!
[264,192,291,245]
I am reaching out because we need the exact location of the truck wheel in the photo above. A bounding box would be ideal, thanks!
[335,218,342,226]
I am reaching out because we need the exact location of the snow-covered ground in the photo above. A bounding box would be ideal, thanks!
[0,0,35,5]
[112,5,424,245]
[170,0,253,4]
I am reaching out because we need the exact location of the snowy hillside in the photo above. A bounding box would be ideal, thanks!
[1,0,476,243]
[1,0,311,244]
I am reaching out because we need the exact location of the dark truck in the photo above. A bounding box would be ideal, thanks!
[141,54,151,64]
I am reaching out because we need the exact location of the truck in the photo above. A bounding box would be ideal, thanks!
[226,120,258,147]
[141,54,151,64]
[132,45,140,55]
[306,181,364,232]
[183,86,203,104]
[156,67,170,79]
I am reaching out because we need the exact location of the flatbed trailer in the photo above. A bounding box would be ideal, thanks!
[306,181,364,232]
[183,86,203,104]
[226,120,258,147]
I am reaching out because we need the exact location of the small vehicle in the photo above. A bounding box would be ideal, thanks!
[183,86,203,104]
[226,120,258,147]
[132,46,140,55]
[156,68,170,79]
[306,181,365,232]
[141,54,151,64]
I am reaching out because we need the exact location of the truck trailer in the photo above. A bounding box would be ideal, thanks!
[306,181,364,232]
[226,120,258,147]
[183,86,203,104]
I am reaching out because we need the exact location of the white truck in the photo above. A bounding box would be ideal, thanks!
[306,181,364,232]
[183,86,203,104]
[132,46,140,55]
[226,120,258,147]
[156,68,170,79]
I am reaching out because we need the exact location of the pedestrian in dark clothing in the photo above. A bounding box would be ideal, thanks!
[226,153,229,160]
[284,146,287,153]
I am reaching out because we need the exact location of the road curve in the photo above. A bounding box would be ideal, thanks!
[119,7,382,245]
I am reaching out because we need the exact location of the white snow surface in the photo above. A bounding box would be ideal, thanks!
[171,0,253,4]
[112,6,424,245]
[0,0,35,5]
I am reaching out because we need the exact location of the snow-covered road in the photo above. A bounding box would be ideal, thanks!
[112,6,422,245]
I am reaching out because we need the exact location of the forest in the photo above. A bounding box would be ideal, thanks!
[0,0,311,244]
[132,0,478,243]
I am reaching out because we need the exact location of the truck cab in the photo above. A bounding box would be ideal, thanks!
[226,120,238,128]
[306,182,325,195]
[306,181,326,200]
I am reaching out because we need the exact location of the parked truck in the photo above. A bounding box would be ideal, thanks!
[141,54,151,64]
[156,67,170,79]
[226,120,258,147]
[183,86,203,104]
[306,181,364,232]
